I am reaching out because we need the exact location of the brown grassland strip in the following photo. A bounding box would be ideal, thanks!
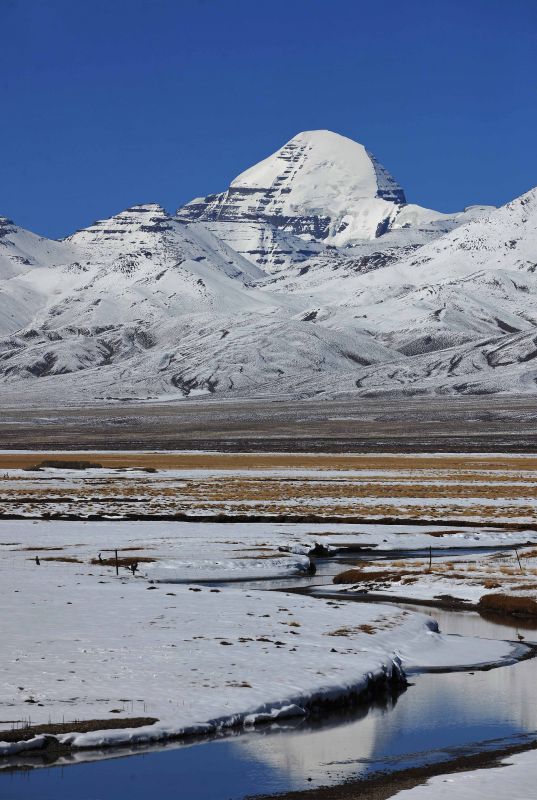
[89,555,156,567]
[0,504,536,522]
[17,546,66,551]
[2,452,537,471]
[173,482,537,501]
[4,475,537,504]
[30,556,83,563]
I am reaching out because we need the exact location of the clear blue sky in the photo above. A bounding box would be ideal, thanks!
[1,0,536,239]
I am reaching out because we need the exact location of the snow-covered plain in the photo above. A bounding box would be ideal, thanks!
[0,520,524,757]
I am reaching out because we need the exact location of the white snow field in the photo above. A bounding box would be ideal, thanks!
[145,554,313,582]
[0,130,536,402]
[0,520,522,756]
[393,749,537,800]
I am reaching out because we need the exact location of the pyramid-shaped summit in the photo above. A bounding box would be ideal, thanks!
[177,130,407,245]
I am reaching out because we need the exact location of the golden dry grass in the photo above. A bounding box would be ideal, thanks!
[478,593,537,617]
[327,624,377,636]
[38,556,82,563]
[1,451,537,472]
[332,544,537,619]
[18,546,65,551]
[483,579,502,589]
[333,567,408,584]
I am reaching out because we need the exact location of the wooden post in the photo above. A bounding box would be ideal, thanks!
[515,548,523,573]
[429,546,432,572]
[115,549,119,576]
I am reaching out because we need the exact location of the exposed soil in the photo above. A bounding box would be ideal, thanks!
[304,588,476,613]
[2,396,537,453]
[90,555,156,567]
[333,567,416,585]
[33,556,83,563]
[24,460,104,471]
[2,510,537,527]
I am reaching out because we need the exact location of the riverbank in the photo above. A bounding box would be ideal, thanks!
[328,542,537,619]
[253,738,537,800]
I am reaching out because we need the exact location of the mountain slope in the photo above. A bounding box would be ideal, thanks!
[0,204,398,398]
[291,188,537,396]
[0,216,75,280]
[0,217,81,335]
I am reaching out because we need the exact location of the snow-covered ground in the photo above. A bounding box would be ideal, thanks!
[393,749,537,800]
[145,554,312,582]
[0,520,525,757]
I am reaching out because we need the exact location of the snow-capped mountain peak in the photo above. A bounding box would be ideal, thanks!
[229,129,406,212]
[177,129,409,249]
[176,130,488,272]
[66,204,173,249]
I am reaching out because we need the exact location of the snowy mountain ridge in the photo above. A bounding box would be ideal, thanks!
[177,130,493,266]
[0,130,535,404]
